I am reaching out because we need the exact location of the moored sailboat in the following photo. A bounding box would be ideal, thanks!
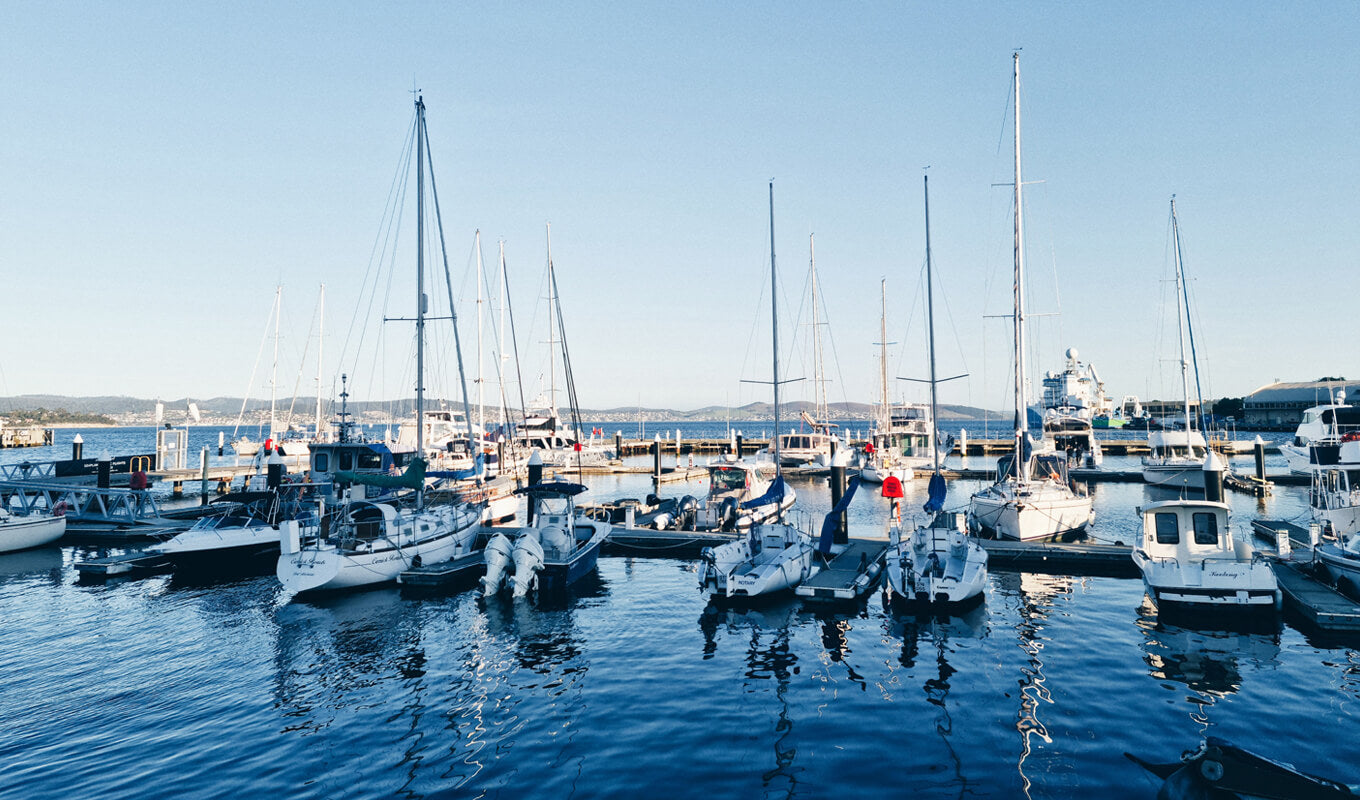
[277,96,482,594]
[885,174,987,608]
[968,53,1093,541]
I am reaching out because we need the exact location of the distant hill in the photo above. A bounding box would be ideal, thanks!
[0,395,1003,425]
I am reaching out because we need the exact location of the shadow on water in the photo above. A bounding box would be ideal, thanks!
[696,597,802,797]
[0,544,64,586]
[882,603,990,799]
[1134,600,1282,722]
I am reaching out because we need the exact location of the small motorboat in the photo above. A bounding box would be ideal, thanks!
[1126,737,1356,798]
[480,481,610,600]
[1132,499,1281,614]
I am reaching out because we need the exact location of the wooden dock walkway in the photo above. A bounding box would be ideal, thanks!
[980,538,1138,577]
[796,538,887,602]
[1271,559,1360,632]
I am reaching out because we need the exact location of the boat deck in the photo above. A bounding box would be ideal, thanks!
[397,551,486,589]
[795,538,887,602]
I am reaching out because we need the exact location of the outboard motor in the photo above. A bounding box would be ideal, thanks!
[719,497,739,531]
[697,546,717,589]
[676,496,698,530]
[510,534,546,598]
[480,532,516,595]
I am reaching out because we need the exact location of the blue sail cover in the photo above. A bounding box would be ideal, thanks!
[923,471,947,514]
[427,453,485,482]
[818,476,861,556]
[740,475,786,510]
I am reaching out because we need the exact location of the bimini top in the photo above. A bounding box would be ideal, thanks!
[514,481,588,498]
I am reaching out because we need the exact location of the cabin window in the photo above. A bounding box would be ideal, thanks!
[313,453,330,472]
[358,452,383,470]
[338,452,354,471]
[1154,513,1179,544]
[1192,513,1218,545]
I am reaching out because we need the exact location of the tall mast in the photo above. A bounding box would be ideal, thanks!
[810,234,826,423]
[1171,198,1193,436]
[270,285,280,439]
[1012,52,1029,483]
[770,182,781,471]
[497,240,509,427]
[925,174,941,475]
[415,95,427,508]
[546,223,557,419]
[878,278,889,429]
[476,230,485,437]
[315,283,325,441]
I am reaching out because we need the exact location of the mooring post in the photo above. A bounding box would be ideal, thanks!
[96,450,111,490]
[217,430,225,457]
[736,432,744,459]
[267,449,284,491]
[615,431,622,461]
[652,434,662,483]
[71,434,83,461]
[1254,435,1266,486]
[1202,449,1224,503]
[200,446,210,505]
[830,451,848,544]
[526,451,543,525]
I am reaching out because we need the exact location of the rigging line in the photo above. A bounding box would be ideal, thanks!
[500,244,529,429]
[282,289,324,430]
[339,110,418,385]
[231,298,277,439]
[421,116,477,450]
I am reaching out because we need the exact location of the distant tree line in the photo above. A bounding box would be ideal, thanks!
[1,407,116,425]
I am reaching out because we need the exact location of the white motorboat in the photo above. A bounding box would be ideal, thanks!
[150,490,318,572]
[276,96,483,594]
[0,507,66,554]
[1316,530,1360,596]
[1142,429,1209,488]
[1280,395,1360,475]
[480,481,609,599]
[698,519,816,599]
[696,183,815,600]
[1309,467,1360,538]
[1039,348,1111,468]
[653,455,794,532]
[1141,199,1211,491]
[1132,499,1280,613]
[967,54,1093,542]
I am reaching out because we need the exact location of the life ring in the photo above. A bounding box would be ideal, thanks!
[52,501,69,517]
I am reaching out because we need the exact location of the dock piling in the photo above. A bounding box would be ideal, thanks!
[72,434,83,461]
[1254,436,1266,483]
[96,450,110,489]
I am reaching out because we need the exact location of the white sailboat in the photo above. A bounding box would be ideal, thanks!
[968,53,1094,542]
[277,96,482,594]
[1142,200,1209,489]
[886,174,987,607]
[698,183,816,599]
[860,280,917,484]
[0,507,66,554]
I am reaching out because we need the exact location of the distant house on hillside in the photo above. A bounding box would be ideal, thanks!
[1243,380,1360,427]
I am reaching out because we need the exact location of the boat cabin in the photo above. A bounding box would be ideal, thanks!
[1140,500,1235,559]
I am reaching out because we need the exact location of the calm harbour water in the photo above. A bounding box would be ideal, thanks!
[0,426,1355,799]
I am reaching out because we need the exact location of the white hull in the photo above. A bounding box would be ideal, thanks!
[1141,460,1205,489]
[0,514,67,553]
[1133,551,1280,609]
[278,504,480,593]
[885,516,987,605]
[969,481,1092,541]
[1317,535,1360,592]
[698,522,815,598]
[858,463,914,484]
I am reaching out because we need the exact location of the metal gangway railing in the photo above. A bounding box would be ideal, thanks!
[0,462,57,481]
[0,480,163,525]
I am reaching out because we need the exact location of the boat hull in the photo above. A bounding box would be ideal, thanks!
[1141,462,1205,489]
[278,510,479,594]
[969,488,1092,541]
[884,536,987,607]
[0,514,66,554]
[1133,550,1281,612]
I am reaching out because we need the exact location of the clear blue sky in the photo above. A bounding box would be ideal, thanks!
[4,2,1357,414]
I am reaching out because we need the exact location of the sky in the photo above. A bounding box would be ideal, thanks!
[3,2,1358,415]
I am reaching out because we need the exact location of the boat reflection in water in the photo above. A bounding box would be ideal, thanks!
[1134,601,1281,714]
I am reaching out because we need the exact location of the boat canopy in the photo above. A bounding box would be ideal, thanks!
[741,475,786,510]
[335,457,426,489]
[515,481,588,498]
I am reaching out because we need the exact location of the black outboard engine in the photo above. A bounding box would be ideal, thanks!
[718,498,738,532]
[676,496,698,530]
